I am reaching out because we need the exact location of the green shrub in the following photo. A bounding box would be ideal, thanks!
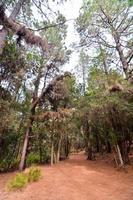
[7,173,28,191]
[28,167,41,182]
[0,160,9,172]
[42,149,51,163]
[7,167,42,191]
[26,153,40,166]
[0,158,19,172]
[10,158,20,170]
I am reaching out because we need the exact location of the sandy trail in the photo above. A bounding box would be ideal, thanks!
[0,153,133,200]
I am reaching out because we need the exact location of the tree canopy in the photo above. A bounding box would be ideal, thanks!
[0,0,133,172]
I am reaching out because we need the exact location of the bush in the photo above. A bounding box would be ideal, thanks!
[7,173,28,191]
[11,158,19,170]
[7,167,42,191]
[42,149,51,163]
[26,153,40,166]
[28,167,41,182]
[0,160,9,172]
[0,158,19,172]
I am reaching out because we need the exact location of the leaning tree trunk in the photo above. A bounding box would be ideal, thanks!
[116,144,124,167]
[19,107,35,171]
[19,128,30,171]
[118,140,130,165]
[112,29,130,80]
[19,74,41,171]
[19,73,70,171]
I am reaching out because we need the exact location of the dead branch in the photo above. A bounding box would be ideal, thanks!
[0,10,48,52]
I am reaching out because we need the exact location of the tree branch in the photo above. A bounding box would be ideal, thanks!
[28,19,75,32]
[0,11,48,53]
[31,72,71,110]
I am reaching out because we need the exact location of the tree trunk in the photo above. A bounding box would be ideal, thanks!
[19,111,35,171]
[116,144,124,167]
[105,131,111,153]
[95,133,100,153]
[118,140,130,164]
[19,128,29,171]
[18,72,44,171]
[51,141,54,165]
[57,135,62,163]
[106,140,111,153]
[54,152,57,164]
[39,139,43,163]
[64,137,70,158]
[113,30,129,79]
[87,140,94,160]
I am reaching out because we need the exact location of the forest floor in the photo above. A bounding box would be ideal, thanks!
[0,153,133,200]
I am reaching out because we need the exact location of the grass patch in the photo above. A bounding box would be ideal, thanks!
[7,173,28,191]
[7,167,41,191]
[28,167,41,182]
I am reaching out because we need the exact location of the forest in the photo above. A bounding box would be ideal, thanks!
[0,0,133,199]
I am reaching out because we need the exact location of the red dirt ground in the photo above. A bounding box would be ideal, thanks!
[0,153,133,200]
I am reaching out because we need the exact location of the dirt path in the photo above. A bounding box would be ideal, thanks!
[0,153,133,200]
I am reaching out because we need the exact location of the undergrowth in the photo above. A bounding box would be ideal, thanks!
[7,173,28,190]
[7,167,41,191]
[28,167,41,182]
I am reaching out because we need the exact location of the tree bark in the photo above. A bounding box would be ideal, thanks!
[19,72,42,171]
[19,127,30,171]
[118,140,130,164]
[116,144,124,167]
[87,141,94,160]
[113,32,129,78]
[19,107,35,171]
[56,135,62,163]
[100,6,131,81]
[51,141,54,165]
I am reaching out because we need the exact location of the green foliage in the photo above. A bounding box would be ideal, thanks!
[0,0,132,171]
[7,167,41,191]
[79,67,133,161]
[0,97,21,172]
[128,0,133,6]
[26,153,40,166]
[0,158,19,172]
[28,167,41,182]
[77,0,132,80]
[7,173,28,191]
